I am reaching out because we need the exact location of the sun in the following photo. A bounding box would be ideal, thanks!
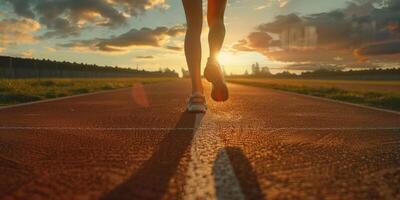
[217,52,235,64]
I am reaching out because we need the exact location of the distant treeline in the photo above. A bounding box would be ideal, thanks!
[298,68,400,80]
[230,68,400,80]
[0,56,178,78]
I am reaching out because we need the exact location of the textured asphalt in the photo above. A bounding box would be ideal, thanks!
[0,80,399,200]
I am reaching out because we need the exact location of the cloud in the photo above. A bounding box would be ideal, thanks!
[247,32,273,49]
[263,49,357,63]
[20,49,34,58]
[278,0,289,8]
[354,40,400,56]
[232,0,400,63]
[5,0,168,38]
[45,47,57,52]
[60,25,185,53]
[254,0,289,10]
[5,0,35,19]
[0,18,41,46]
[255,5,268,10]
[136,55,154,59]
[165,45,183,51]
[231,32,276,53]
[111,0,169,13]
[257,14,302,34]
[232,40,253,52]
[284,63,345,71]
[0,47,5,54]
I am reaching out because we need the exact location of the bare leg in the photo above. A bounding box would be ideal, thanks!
[182,0,203,94]
[203,0,229,102]
[208,0,227,60]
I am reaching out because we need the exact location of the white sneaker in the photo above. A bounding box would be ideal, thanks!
[186,92,207,113]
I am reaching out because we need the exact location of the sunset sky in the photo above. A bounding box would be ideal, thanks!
[1,0,399,75]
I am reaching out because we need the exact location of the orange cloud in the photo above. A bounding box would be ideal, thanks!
[20,49,34,58]
[59,25,185,53]
[45,47,57,52]
[232,0,400,63]
[136,55,155,59]
[353,40,400,62]
[0,18,40,46]
[5,0,169,38]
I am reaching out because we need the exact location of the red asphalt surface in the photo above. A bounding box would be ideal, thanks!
[0,80,399,199]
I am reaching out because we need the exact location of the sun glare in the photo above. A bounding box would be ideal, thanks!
[217,52,232,64]
[216,51,282,75]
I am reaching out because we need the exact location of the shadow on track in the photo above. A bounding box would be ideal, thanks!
[102,112,202,200]
[213,147,265,200]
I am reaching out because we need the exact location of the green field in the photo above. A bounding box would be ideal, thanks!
[227,78,400,111]
[0,77,177,106]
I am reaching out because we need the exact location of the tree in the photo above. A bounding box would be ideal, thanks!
[251,62,260,75]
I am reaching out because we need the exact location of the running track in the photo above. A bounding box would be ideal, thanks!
[0,80,399,199]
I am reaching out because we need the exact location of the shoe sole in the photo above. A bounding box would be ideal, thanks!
[204,65,229,102]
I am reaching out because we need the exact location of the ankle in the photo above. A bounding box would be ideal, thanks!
[192,91,204,97]
[192,88,204,95]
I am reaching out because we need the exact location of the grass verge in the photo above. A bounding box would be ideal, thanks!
[0,77,177,106]
[227,78,400,111]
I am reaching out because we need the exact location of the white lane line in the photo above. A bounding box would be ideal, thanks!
[183,113,245,200]
[0,126,399,131]
[213,148,246,200]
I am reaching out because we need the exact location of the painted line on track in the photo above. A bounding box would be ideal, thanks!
[183,113,245,200]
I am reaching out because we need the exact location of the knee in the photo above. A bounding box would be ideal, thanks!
[208,16,224,29]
